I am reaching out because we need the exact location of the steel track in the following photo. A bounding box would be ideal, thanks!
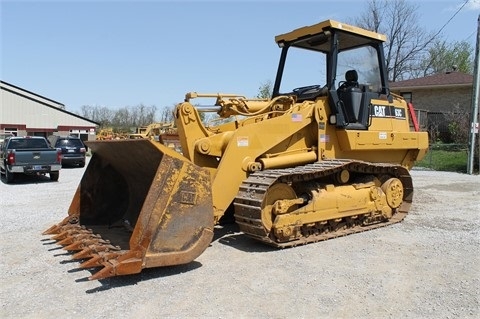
[233,159,412,247]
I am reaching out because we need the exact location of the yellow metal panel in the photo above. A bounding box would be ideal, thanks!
[275,20,387,44]
[336,130,428,151]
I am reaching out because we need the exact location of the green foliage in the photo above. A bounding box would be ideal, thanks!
[79,104,158,130]
[355,0,474,80]
[415,144,469,173]
[445,103,470,144]
[420,39,473,75]
[256,80,273,99]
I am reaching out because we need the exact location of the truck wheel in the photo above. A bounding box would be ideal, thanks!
[50,171,59,181]
[5,169,14,183]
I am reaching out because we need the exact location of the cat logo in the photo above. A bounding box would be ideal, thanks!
[371,105,406,119]
[374,105,386,117]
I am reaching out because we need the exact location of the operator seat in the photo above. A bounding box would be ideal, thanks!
[341,69,359,89]
[337,69,363,124]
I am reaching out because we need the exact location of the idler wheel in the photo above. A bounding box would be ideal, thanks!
[260,183,298,232]
[381,178,404,209]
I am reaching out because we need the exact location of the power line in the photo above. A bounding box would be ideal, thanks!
[465,30,476,41]
[430,0,470,42]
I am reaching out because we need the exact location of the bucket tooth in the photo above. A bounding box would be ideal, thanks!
[43,218,82,236]
[50,225,85,241]
[58,233,98,246]
[51,231,69,241]
[57,236,75,246]
[67,227,91,235]
[42,223,85,235]
[79,252,120,269]
[42,224,62,235]
[72,247,94,260]
[79,255,103,268]
[88,262,115,281]
[63,241,87,252]
[63,238,99,251]
[71,241,121,258]
[90,243,120,253]
[102,244,121,251]
[87,250,143,280]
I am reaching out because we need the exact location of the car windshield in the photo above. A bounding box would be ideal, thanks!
[58,139,83,147]
[8,138,48,149]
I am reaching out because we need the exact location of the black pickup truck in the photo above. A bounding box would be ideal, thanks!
[0,136,62,183]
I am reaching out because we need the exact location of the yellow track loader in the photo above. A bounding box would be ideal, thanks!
[44,20,428,280]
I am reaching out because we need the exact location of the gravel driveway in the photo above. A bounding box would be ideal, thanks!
[1,158,479,319]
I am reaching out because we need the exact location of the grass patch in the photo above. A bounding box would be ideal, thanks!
[416,146,468,173]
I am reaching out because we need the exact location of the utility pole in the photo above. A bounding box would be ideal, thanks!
[467,14,479,175]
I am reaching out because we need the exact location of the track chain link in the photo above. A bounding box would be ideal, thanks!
[233,159,412,247]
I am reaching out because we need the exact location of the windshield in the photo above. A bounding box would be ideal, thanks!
[336,45,382,92]
[278,45,382,94]
[8,138,49,149]
[57,139,84,147]
[278,47,327,94]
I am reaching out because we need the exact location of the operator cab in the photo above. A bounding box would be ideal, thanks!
[272,20,390,130]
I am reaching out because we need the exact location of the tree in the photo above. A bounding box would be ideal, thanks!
[445,103,470,144]
[79,105,113,127]
[418,39,474,76]
[256,80,273,99]
[78,104,157,131]
[159,105,175,123]
[159,103,209,125]
[355,0,435,81]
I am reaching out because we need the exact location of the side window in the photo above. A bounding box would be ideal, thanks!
[279,47,327,94]
[337,45,381,92]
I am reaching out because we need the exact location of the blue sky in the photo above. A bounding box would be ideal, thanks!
[1,0,479,117]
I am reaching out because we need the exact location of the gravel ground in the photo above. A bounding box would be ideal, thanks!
[1,158,479,319]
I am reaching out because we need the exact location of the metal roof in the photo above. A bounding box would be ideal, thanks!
[1,80,99,128]
[274,20,387,53]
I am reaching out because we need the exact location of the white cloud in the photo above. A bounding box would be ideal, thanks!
[465,0,480,11]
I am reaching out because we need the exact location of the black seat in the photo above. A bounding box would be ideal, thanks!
[339,70,359,90]
[346,70,358,82]
[336,70,363,124]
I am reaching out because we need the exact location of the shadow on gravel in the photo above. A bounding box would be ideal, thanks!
[60,166,84,170]
[40,222,273,292]
[75,225,272,293]
[41,239,68,253]
[0,173,55,184]
[81,262,203,293]
[40,235,206,291]
[212,223,273,253]
[54,224,274,293]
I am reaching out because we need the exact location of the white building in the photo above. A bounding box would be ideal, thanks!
[0,81,98,142]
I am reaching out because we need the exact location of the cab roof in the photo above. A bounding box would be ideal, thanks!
[274,20,387,53]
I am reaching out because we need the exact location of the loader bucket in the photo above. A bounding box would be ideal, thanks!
[43,139,214,280]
